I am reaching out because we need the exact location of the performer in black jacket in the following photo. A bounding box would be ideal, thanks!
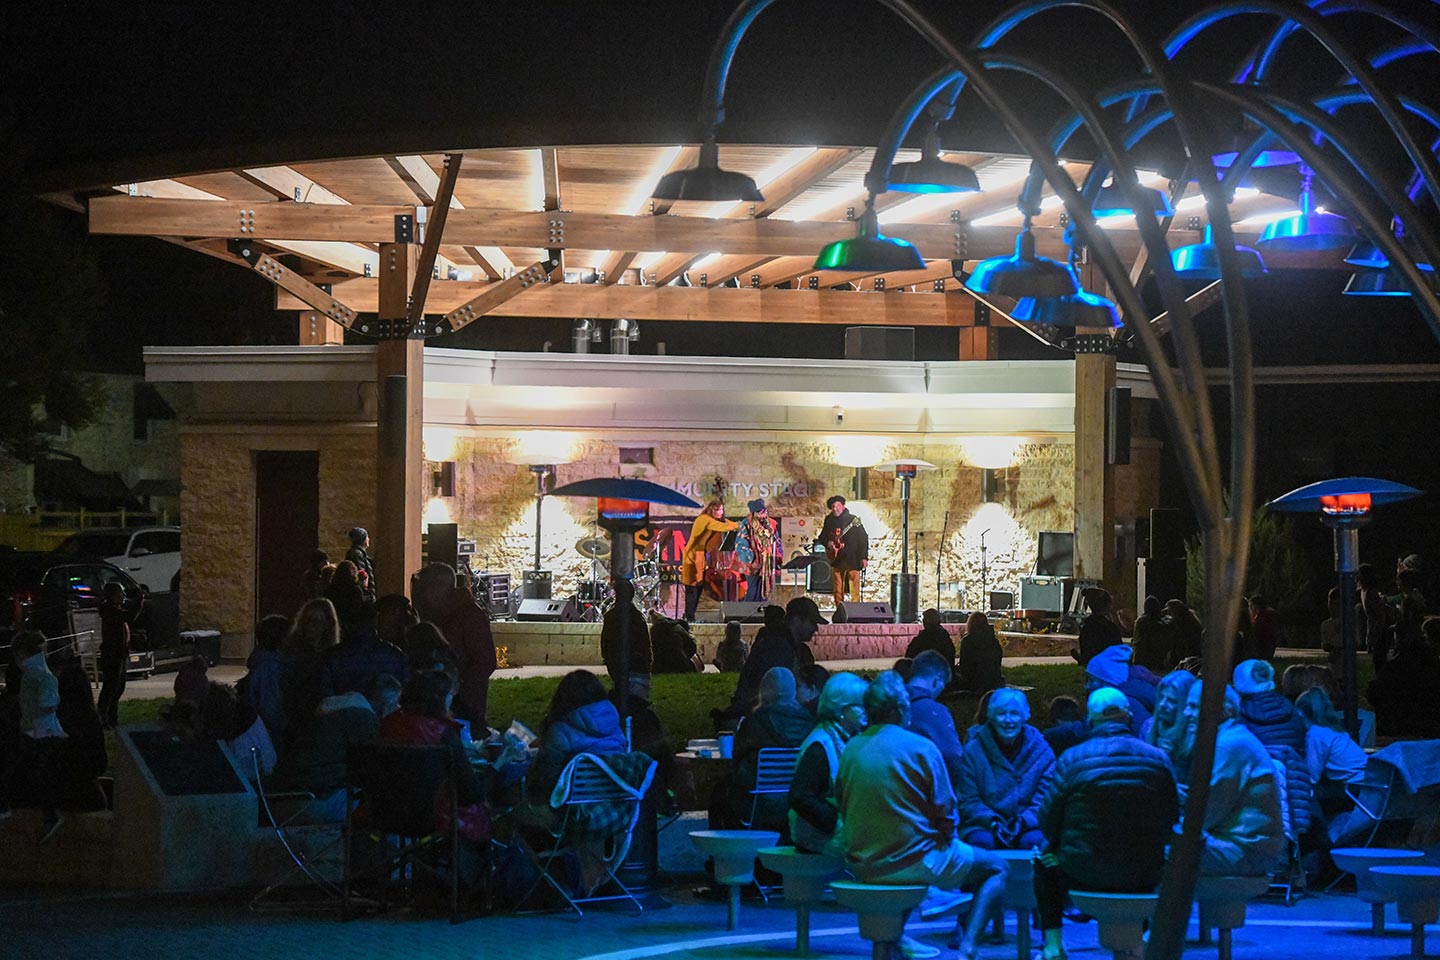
[819,495,869,607]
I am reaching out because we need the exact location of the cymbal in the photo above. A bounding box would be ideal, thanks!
[576,536,611,560]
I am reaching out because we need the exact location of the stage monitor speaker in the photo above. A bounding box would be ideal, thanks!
[1137,556,1187,610]
[989,591,1015,611]
[1107,386,1132,466]
[832,601,894,624]
[1019,576,1065,612]
[844,325,915,361]
[806,557,832,592]
[1036,531,1074,578]
[719,602,769,623]
[426,523,458,570]
[1148,508,1185,559]
[522,569,553,600]
[515,597,581,622]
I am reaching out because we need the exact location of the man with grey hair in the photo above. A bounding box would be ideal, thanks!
[413,562,496,732]
[905,650,966,789]
[1032,687,1178,960]
[837,672,1008,960]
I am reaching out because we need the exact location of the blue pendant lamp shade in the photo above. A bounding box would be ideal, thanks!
[1171,225,1267,280]
[1343,261,1438,297]
[888,128,981,194]
[1256,170,1356,252]
[813,203,926,273]
[1344,239,1389,269]
[1011,289,1121,328]
[1092,183,1175,219]
[1211,149,1301,169]
[964,225,1079,299]
[651,140,764,203]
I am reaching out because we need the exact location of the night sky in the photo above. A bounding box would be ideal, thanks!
[4,0,1439,590]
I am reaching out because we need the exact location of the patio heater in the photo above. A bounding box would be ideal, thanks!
[877,459,936,623]
[1269,477,1423,736]
[509,453,575,595]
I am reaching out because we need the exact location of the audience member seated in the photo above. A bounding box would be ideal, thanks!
[650,613,701,673]
[1032,688,1179,960]
[715,597,825,729]
[324,560,372,641]
[600,579,652,685]
[905,651,967,789]
[1142,670,1195,762]
[1130,595,1173,673]
[53,656,106,811]
[1294,686,1366,837]
[324,603,409,695]
[272,673,401,820]
[906,608,956,664]
[1165,599,1204,665]
[377,670,525,887]
[1085,645,1153,730]
[719,667,813,833]
[12,632,69,841]
[0,660,22,820]
[713,620,748,673]
[608,673,676,808]
[280,598,342,748]
[1075,589,1123,666]
[1233,659,1307,758]
[375,593,419,650]
[403,621,457,676]
[788,672,868,854]
[1317,588,1342,666]
[1367,626,1440,738]
[529,670,628,803]
[892,657,915,683]
[1042,695,1087,756]
[1182,683,1286,876]
[957,687,1055,850]
[241,615,292,746]
[1244,594,1281,662]
[835,672,1008,960]
[956,612,1004,694]
[796,663,829,716]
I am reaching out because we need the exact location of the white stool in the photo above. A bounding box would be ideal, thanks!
[1370,865,1440,960]
[1331,846,1424,933]
[690,829,780,930]
[831,881,931,960]
[993,849,1038,960]
[1069,891,1159,960]
[757,846,844,955]
[1194,875,1270,960]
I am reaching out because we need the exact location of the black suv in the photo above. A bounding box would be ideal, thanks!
[1,552,148,668]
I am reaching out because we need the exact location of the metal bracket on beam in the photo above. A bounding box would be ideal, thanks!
[545,248,563,281]
[394,214,414,243]
[229,240,358,329]
[432,254,560,337]
[950,212,968,260]
[1062,333,1120,354]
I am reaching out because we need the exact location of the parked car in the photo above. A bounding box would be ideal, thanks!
[54,526,181,594]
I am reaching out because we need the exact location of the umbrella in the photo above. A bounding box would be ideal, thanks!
[549,477,701,508]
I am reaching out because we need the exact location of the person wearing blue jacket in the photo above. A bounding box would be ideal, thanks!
[529,670,628,802]
[1233,659,1307,758]
[957,688,1056,849]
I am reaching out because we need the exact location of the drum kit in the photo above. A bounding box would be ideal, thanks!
[570,533,669,621]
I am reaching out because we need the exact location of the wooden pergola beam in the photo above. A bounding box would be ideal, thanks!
[278,281,976,326]
[439,259,559,333]
[407,153,463,325]
[87,195,1108,262]
[235,247,359,328]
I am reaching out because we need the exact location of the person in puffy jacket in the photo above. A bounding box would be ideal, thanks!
[1233,659,1307,758]
[957,687,1056,849]
[529,670,629,802]
[722,667,813,832]
[1033,687,1179,960]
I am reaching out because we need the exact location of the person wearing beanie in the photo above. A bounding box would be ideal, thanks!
[736,498,782,603]
[1232,659,1307,757]
[1085,644,1154,732]
[1032,686,1178,960]
[345,526,376,600]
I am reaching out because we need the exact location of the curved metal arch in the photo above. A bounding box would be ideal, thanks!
[1163,1,1440,208]
[695,0,781,131]
[1247,0,1440,85]
[862,68,969,199]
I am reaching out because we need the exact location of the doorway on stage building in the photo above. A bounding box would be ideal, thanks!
[254,450,320,621]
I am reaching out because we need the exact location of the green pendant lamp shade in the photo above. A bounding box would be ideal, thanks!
[1011,289,1121,327]
[888,128,981,194]
[964,226,1079,298]
[813,203,926,272]
[651,140,764,203]
[1171,225,1267,280]
[1092,183,1175,219]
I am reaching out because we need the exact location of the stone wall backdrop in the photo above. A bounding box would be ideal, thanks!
[442,433,1085,614]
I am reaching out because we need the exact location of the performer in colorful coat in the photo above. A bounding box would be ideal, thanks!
[736,498,783,602]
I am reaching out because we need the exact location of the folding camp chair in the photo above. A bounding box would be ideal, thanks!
[519,751,657,917]
[741,746,801,903]
[246,746,346,911]
[1338,740,1440,848]
[343,743,465,924]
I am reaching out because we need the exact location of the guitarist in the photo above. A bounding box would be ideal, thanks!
[820,495,869,607]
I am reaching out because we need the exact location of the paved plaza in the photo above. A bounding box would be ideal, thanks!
[2,880,1429,960]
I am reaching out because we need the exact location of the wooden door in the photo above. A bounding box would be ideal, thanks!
[254,451,319,622]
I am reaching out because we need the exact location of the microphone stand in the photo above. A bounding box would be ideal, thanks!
[979,528,991,614]
[936,510,950,612]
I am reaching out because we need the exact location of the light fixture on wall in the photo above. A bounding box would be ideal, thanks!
[852,467,870,501]
[432,461,456,498]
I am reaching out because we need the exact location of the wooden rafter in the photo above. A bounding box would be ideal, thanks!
[408,153,464,326]
[236,247,359,328]
[278,280,976,327]
[239,166,350,204]
[439,258,559,333]
[601,145,699,284]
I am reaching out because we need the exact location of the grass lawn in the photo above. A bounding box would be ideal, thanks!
[111,655,1374,767]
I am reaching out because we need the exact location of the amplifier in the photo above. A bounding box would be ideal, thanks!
[457,538,477,557]
[832,601,895,624]
[1018,576,1065,612]
[476,573,512,617]
[515,598,582,622]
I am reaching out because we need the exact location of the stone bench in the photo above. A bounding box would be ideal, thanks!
[1370,865,1440,960]
[757,846,845,954]
[689,829,779,930]
[831,880,931,960]
[1068,890,1159,960]
[993,849,1038,960]
[1331,846,1425,933]
[1194,875,1270,960]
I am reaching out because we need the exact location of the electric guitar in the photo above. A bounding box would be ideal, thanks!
[825,516,861,563]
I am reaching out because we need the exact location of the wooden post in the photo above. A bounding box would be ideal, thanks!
[958,295,999,360]
[1073,339,1117,587]
[298,311,345,345]
[374,242,423,596]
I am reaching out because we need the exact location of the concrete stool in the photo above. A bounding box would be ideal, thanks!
[1332,847,1424,933]
[690,830,780,930]
[758,846,844,955]
[992,849,1038,960]
[1370,865,1440,959]
[1069,891,1159,960]
[831,881,930,960]
[1194,875,1270,960]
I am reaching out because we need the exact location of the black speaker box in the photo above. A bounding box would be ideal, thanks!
[1137,556,1187,609]
[832,601,895,624]
[515,598,581,622]
[426,523,459,570]
[719,602,769,623]
[806,558,833,592]
[522,569,553,599]
[1107,386,1132,466]
[1148,508,1185,559]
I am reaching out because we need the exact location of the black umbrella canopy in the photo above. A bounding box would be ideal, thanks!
[548,477,700,509]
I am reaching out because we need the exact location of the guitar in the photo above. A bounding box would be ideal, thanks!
[825,516,861,563]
